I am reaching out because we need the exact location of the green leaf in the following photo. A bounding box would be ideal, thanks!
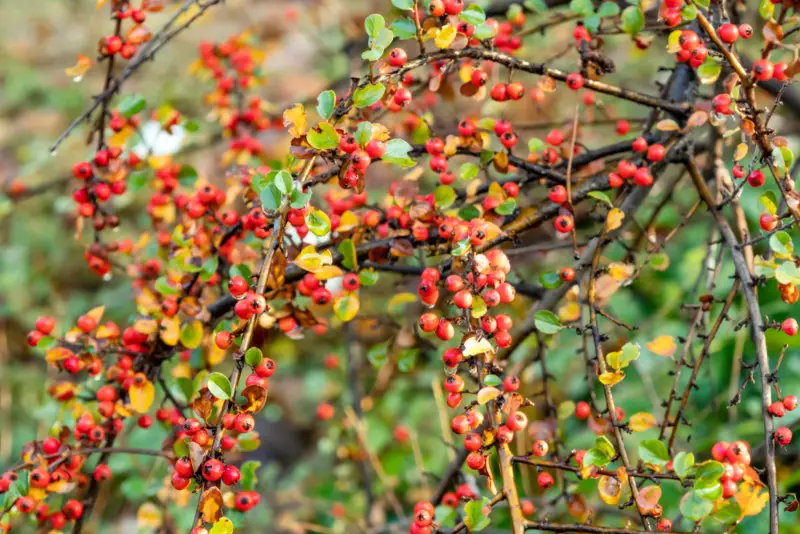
[759,191,778,215]
[463,498,492,532]
[588,191,613,207]
[354,83,385,108]
[359,269,379,286]
[484,374,502,387]
[392,0,414,9]
[383,138,416,167]
[229,263,252,281]
[118,94,146,117]
[338,239,358,270]
[712,501,742,524]
[583,14,601,33]
[695,0,710,7]
[435,505,458,529]
[391,17,417,39]
[458,204,481,221]
[180,321,203,349]
[316,90,336,120]
[694,461,724,488]
[524,0,548,12]
[681,4,698,19]
[240,460,261,491]
[434,185,457,208]
[207,372,233,400]
[673,451,695,480]
[397,348,418,372]
[539,271,562,289]
[680,490,714,521]
[362,49,383,62]
[528,138,545,152]
[570,0,594,15]
[697,60,722,84]
[355,122,374,146]
[451,239,471,256]
[201,256,219,282]
[695,482,723,501]
[606,342,640,369]
[759,0,774,18]
[374,28,394,49]
[307,210,331,237]
[460,4,486,25]
[365,14,385,39]
[621,6,644,35]
[367,341,390,367]
[460,162,479,180]
[583,447,611,468]
[776,261,800,285]
[290,187,312,209]
[245,347,263,367]
[473,22,497,40]
[770,231,793,256]
[308,122,340,150]
[155,276,180,296]
[495,198,516,215]
[260,183,282,211]
[534,310,564,334]
[639,440,670,466]
[178,165,198,188]
[273,170,294,195]
[596,1,620,16]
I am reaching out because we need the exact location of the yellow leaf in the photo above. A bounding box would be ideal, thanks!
[314,266,345,280]
[333,293,360,322]
[558,301,581,323]
[608,262,634,281]
[606,208,624,231]
[46,347,74,363]
[477,386,501,405]
[65,55,94,81]
[735,481,770,518]
[629,412,657,432]
[130,380,155,413]
[387,292,417,313]
[734,143,748,162]
[283,104,307,138]
[646,335,677,358]
[598,370,625,387]
[434,24,457,49]
[656,119,681,132]
[180,320,204,349]
[86,306,106,323]
[108,126,135,148]
[209,517,234,534]
[115,404,133,418]
[148,155,171,170]
[199,487,224,524]
[160,316,180,346]
[463,337,494,357]
[598,475,622,505]
[337,211,359,233]
[666,30,682,53]
[137,502,163,529]
[133,318,158,335]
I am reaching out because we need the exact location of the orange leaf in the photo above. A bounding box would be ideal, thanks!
[646,335,677,358]
[65,55,94,80]
[735,481,769,518]
[199,487,224,524]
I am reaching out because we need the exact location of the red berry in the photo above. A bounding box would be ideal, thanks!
[657,518,672,532]
[222,465,241,485]
[769,401,786,417]
[554,214,574,233]
[172,473,190,490]
[646,144,665,162]
[753,59,774,81]
[503,375,520,392]
[782,318,798,336]
[616,120,630,136]
[632,137,648,153]
[202,459,225,481]
[560,267,575,282]
[93,464,112,482]
[234,413,255,433]
[784,395,798,411]
[471,69,488,87]
[537,472,554,489]
[490,83,508,101]
[711,441,729,461]
[466,451,486,470]
[679,30,699,51]
[747,169,765,187]
[35,316,55,335]
[718,23,739,43]
[549,185,568,204]
[575,401,591,420]
[454,289,473,309]
[760,213,778,231]
[388,48,407,67]
[775,426,792,445]
[566,72,584,90]
[739,24,754,39]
